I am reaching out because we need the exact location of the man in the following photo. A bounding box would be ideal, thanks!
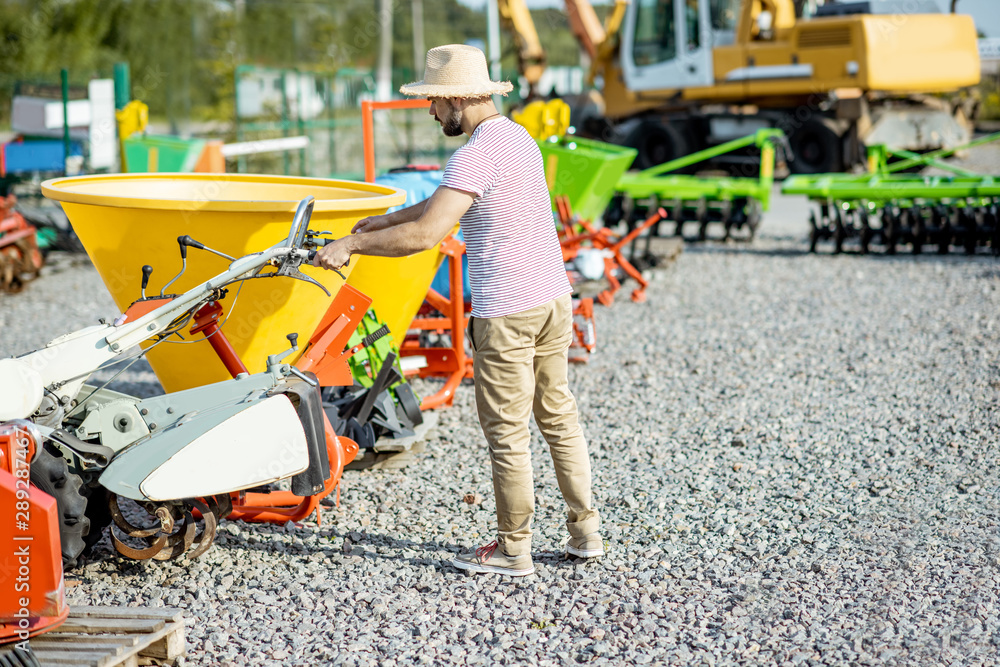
[313,44,601,577]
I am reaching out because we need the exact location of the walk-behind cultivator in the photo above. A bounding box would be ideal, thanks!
[611,129,788,245]
[783,133,1000,255]
[0,167,409,566]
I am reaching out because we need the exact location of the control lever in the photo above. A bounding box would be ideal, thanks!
[179,234,235,262]
[266,332,303,367]
[140,265,153,299]
[159,236,190,296]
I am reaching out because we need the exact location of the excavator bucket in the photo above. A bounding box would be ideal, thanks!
[41,173,404,394]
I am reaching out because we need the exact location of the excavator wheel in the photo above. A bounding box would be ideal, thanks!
[625,119,690,171]
[788,117,843,175]
[29,443,90,568]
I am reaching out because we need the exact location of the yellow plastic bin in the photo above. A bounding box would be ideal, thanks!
[41,173,405,393]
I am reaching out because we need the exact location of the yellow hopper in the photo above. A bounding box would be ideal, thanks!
[41,173,405,393]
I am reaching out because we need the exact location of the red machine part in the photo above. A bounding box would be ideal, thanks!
[0,425,36,477]
[297,283,373,387]
[556,195,666,306]
[0,195,44,293]
[0,425,69,645]
[190,301,249,378]
[568,297,596,364]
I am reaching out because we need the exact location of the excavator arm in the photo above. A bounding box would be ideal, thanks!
[497,0,547,95]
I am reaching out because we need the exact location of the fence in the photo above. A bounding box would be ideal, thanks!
[232,65,529,180]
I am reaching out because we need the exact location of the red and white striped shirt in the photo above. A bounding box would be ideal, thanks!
[439,117,571,319]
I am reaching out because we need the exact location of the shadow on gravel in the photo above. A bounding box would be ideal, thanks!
[210,526,582,574]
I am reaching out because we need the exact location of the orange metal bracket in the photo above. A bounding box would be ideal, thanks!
[297,283,373,387]
[399,234,473,410]
[361,99,432,183]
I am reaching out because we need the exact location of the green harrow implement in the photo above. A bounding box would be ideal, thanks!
[782,133,1000,255]
[611,129,789,243]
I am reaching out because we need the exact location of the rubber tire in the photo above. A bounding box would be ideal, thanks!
[82,485,112,552]
[0,645,42,667]
[29,443,89,568]
[625,120,690,170]
[788,117,842,174]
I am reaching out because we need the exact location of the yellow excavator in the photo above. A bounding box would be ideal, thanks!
[499,0,981,173]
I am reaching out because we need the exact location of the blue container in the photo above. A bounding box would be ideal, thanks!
[376,169,471,300]
[2,138,83,175]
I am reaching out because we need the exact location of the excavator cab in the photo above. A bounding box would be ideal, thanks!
[621,0,740,91]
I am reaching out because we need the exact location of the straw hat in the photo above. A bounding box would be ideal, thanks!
[400,44,513,98]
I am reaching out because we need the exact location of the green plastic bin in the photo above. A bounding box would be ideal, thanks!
[537,136,637,222]
[122,134,206,173]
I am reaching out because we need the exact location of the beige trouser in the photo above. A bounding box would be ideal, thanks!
[468,294,600,557]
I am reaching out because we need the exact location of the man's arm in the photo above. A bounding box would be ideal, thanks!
[313,186,474,271]
[352,198,430,234]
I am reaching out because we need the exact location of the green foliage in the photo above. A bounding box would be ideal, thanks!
[0,0,601,127]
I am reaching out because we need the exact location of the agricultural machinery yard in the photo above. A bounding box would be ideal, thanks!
[2,181,998,665]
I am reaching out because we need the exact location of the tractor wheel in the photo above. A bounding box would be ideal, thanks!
[625,119,690,170]
[29,443,90,568]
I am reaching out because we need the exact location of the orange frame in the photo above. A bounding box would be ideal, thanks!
[360,98,473,409]
[361,98,432,184]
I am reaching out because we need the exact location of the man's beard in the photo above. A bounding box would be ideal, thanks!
[438,106,463,137]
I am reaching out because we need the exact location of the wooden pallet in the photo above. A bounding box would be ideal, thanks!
[27,606,185,667]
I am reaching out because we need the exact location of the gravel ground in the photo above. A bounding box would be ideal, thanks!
[2,183,1000,666]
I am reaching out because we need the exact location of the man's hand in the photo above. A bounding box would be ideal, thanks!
[313,237,353,271]
[352,214,392,234]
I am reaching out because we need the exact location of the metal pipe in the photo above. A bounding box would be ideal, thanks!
[61,69,71,174]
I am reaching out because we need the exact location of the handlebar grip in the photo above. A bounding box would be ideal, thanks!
[307,250,317,262]
[141,264,153,290]
[177,235,206,260]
